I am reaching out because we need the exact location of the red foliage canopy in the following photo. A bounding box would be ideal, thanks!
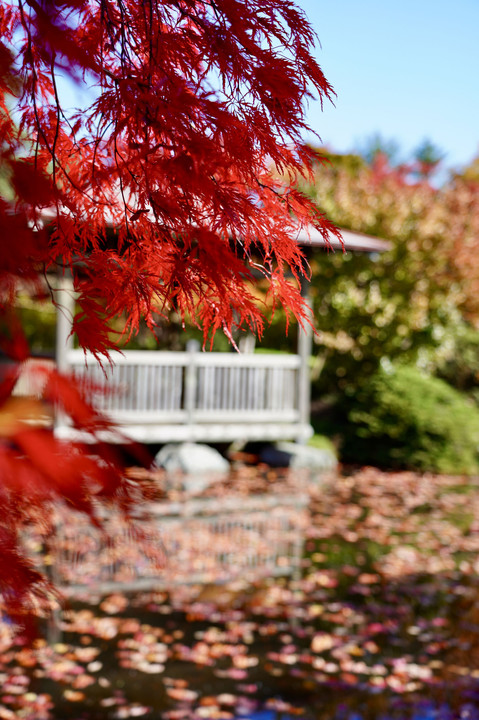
[0,0,338,627]
[2,0,338,353]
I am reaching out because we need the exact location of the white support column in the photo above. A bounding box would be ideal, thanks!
[54,273,75,374]
[54,273,75,434]
[297,273,313,444]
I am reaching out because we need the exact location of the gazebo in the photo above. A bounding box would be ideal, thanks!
[52,226,390,446]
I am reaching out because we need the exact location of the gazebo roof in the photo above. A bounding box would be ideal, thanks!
[296,226,392,253]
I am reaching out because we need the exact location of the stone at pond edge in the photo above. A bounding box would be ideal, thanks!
[276,442,337,472]
[154,443,230,493]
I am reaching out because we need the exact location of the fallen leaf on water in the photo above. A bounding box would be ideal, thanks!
[167,688,198,702]
[63,689,85,702]
[311,633,335,653]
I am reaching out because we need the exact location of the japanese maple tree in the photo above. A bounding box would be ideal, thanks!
[0,0,337,626]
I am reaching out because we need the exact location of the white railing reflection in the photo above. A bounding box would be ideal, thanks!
[27,494,308,597]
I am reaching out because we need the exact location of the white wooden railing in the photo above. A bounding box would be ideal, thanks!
[63,348,311,443]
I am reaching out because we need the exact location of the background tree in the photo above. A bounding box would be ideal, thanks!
[411,138,444,181]
[281,146,479,470]
[0,0,337,627]
[357,132,402,168]
[285,149,452,384]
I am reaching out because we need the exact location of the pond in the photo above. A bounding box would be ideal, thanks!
[2,465,479,719]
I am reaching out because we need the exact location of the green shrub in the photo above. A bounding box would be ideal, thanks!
[340,365,479,474]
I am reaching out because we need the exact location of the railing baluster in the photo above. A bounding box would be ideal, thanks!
[163,365,169,410]
[153,365,160,409]
[223,366,229,410]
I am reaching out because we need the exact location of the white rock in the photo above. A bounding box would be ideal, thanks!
[154,443,230,493]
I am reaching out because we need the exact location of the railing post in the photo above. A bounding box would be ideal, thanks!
[185,340,200,431]
[46,511,62,645]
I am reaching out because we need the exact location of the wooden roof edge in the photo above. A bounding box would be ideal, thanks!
[296,226,392,253]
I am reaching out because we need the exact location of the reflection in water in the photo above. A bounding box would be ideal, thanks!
[232,697,479,720]
[4,466,479,718]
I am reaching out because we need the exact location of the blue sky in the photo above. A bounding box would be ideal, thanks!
[57,1,479,173]
[295,0,479,172]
